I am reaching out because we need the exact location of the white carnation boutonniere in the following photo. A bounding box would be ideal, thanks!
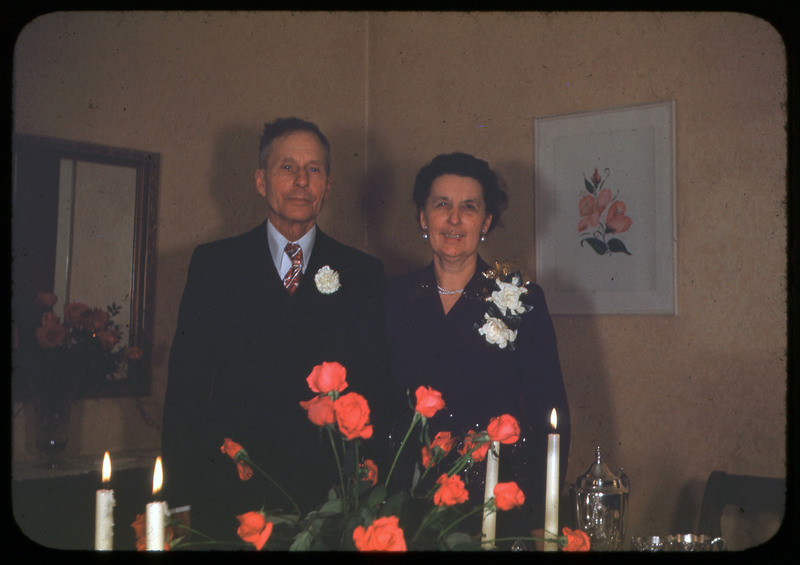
[314,266,341,294]
[473,262,534,351]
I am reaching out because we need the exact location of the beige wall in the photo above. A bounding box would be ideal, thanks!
[13,11,786,542]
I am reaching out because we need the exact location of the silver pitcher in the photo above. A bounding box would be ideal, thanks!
[573,446,629,551]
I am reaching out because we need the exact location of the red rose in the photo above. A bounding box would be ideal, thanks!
[606,200,633,234]
[414,386,445,419]
[124,346,144,361]
[433,473,469,507]
[359,459,378,486]
[63,301,89,326]
[459,430,489,462]
[36,319,66,348]
[493,481,525,510]
[97,327,121,351]
[82,308,110,332]
[334,392,373,440]
[35,291,58,309]
[487,414,520,444]
[421,431,457,468]
[41,311,59,325]
[131,513,146,551]
[305,361,348,394]
[300,394,336,427]
[352,516,406,551]
[236,511,273,550]
[220,438,253,481]
[561,527,591,552]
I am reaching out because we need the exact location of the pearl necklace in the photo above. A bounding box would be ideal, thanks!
[437,285,464,295]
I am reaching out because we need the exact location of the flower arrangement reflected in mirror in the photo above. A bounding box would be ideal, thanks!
[18,291,143,467]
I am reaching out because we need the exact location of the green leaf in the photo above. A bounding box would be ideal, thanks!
[381,491,408,517]
[365,485,387,508]
[317,497,344,516]
[584,177,595,194]
[607,238,632,255]
[443,531,479,551]
[263,513,299,527]
[411,463,421,492]
[581,237,608,255]
[289,530,313,551]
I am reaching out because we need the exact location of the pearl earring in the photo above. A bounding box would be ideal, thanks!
[423,226,429,240]
[480,229,486,242]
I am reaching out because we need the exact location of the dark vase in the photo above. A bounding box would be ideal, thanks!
[32,372,74,469]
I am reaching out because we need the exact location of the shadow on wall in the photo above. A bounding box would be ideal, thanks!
[362,131,421,277]
[319,123,374,251]
[209,124,266,240]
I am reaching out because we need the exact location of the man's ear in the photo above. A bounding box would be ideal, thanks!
[255,169,266,197]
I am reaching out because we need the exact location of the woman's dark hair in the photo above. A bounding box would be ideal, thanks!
[412,152,508,233]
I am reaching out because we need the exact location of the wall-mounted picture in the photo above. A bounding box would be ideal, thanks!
[534,100,676,315]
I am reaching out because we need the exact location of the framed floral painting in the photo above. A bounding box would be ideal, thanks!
[534,100,676,314]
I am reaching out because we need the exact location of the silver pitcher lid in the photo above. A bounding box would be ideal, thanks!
[575,446,629,494]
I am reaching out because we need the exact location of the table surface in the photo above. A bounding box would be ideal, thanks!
[12,450,165,551]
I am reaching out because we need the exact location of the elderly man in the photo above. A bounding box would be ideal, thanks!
[161,118,388,544]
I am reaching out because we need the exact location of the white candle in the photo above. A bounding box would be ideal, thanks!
[145,456,168,551]
[544,409,560,551]
[481,440,500,549]
[94,452,115,551]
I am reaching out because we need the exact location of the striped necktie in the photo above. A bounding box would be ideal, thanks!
[283,242,303,294]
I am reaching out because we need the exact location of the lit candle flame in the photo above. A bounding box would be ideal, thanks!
[550,408,558,430]
[102,451,111,483]
[152,456,163,496]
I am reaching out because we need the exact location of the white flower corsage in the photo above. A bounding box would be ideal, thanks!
[488,276,528,316]
[314,266,341,294]
[477,313,517,349]
[473,262,533,351]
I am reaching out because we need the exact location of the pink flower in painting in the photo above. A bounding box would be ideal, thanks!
[606,200,633,234]
[578,167,633,256]
[577,188,612,232]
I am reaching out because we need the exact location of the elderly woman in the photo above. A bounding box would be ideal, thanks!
[386,152,570,546]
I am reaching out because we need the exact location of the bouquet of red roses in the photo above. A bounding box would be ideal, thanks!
[150,361,589,552]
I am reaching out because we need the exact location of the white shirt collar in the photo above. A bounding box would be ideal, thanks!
[266,219,316,276]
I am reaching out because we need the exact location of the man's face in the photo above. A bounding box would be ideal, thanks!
[255,130,331,239]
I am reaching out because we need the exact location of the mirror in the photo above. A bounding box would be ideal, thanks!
[12,133,159,398]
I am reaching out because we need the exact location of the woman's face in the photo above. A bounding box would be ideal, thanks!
[419,174,492,263]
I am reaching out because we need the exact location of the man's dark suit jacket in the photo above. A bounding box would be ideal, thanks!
[161,222,388,541]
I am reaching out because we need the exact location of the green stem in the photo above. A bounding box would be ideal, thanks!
[436,505,484,541]
[164,517,214,541]
[422,442,483,500]
[240,454,302,516]
[383,412,421,488]
[326,426,347,506]
[353,440,360,511]
[409,506,443,545]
